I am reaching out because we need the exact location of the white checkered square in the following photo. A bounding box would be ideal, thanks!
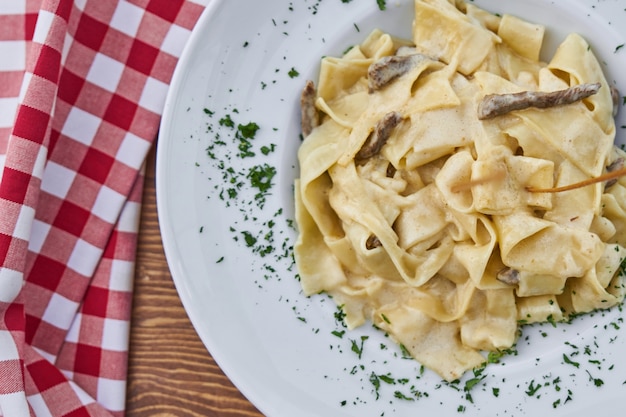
[65,312,81,343]
[73,0,86,11]
[110,260,134,292]
[1,392,30,417]
[0,331,19,361]
[61,107,101,146]
[0,97,19,127]
[97,378,126,412]
[32,10,55,45]
[0,41,25,71]
[33,346,56,364]
[117,200,140,233]
[86,53,125,93]
[116,132,151,169]
[31,143,48,180]
[18,71,30,101]
[12,204,34,240]
[28,219,51,253]
[42,293,79,330]
[0,0,25,14]
[138,76,168,114]
[27,393,53,417]
[61,32,72,66]
[40,161,76,199]
[101,319,128,352]
[0,154,6,181]
[161,24,191,58]
[110,1,143,37]
[69,381,95,407]
[0,269,23,304]
[92,185,125,223]
[67,238,103,276]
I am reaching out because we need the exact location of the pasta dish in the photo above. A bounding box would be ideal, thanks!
[294,0,626,381]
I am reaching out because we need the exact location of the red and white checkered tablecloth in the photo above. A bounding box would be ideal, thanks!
[0,1,209,415]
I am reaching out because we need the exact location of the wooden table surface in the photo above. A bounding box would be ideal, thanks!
[125,144,263,417]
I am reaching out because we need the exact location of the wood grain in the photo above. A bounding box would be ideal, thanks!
[126,144,263,417]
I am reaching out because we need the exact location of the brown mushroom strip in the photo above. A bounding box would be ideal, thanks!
[496,267,520,286]
[355,111,403,161]
[366,235,382,250]
[477,82,601,120]
[368,54,430,93]
[300,80,319,137]
[605,157,624,188]
[611,85,620,117]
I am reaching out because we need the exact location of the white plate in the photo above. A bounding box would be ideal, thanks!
[157,1,626,416]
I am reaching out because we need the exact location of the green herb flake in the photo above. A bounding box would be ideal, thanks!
[563,354,580,368]
[376,0,386,10]
[288,67,300,78]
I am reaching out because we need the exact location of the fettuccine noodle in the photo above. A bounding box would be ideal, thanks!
[294,0,626,381]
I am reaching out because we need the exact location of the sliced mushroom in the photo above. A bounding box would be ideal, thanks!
[611,85,620,117]
[605,157,624,189]
[368,54,430,93]
[496,267,520,286]
[477,82,601,120]
[366,235,382,250]
[300,80,319,137]
[355,111,403,161]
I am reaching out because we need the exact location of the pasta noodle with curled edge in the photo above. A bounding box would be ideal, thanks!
[294,0,626,381]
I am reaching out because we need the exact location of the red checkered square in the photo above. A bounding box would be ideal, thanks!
[12,105,50,143]
[0,168,30,204]
[53,0,73,20]
[25,13,37,40]
[0,234,11,264]
[73,344,101,376]
[58,70,86,105]
[28,256,65,291]
[4,302,25,333]
[32,44,61,83]
[28,358,68,392]
[82,287,108,318]
[64,406,94,417]
[103,94,137,131]
[146,0,184,23]
[73,13,109,51]
[78,147,115,184]
[126,39,159,74]
[53,200,90,237]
